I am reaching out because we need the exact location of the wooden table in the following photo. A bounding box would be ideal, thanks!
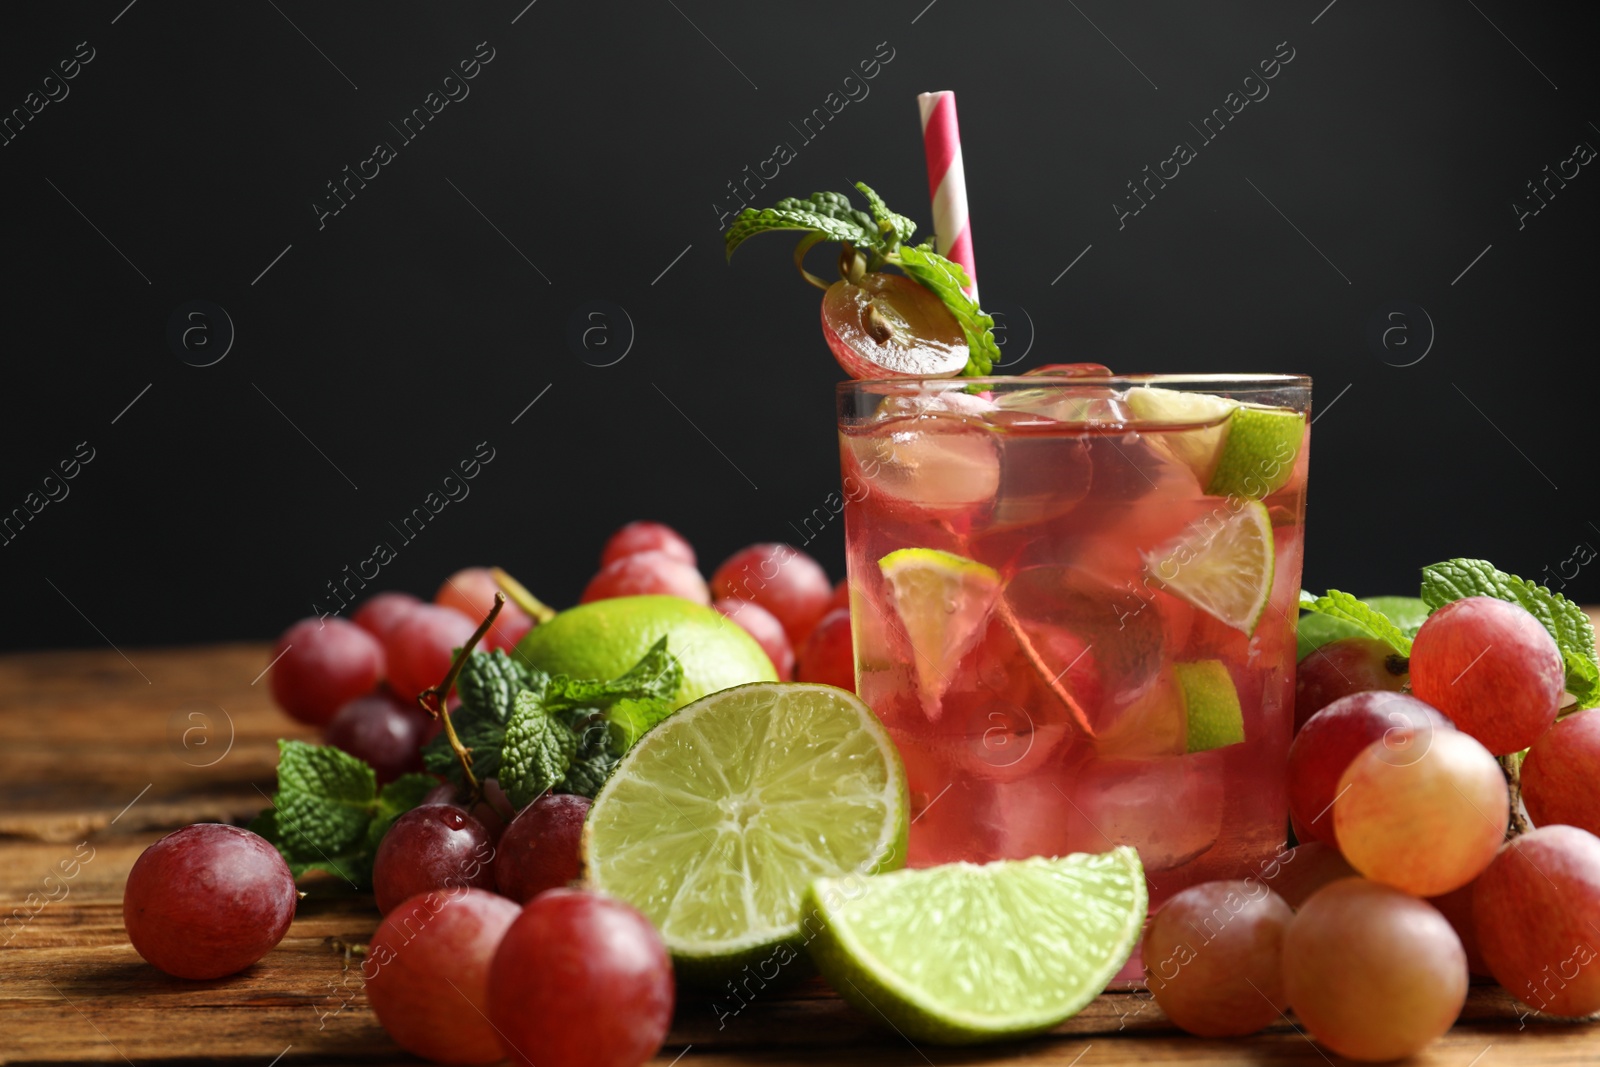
[2,645,1596,1065]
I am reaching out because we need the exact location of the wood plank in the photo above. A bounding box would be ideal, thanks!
[2,645,1595,1065]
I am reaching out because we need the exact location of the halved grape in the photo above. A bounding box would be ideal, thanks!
[821,273,966,380]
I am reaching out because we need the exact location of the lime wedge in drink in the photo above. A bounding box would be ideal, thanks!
[1143,500,1275,634]
[1126,386,1304,499]
[803,849,1147,1044]
[878,549,1001,718]
[583,682,907,976]
[1173,659,1244,752]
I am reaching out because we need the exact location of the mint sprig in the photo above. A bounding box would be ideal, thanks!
[251,740,433,887]
[1298,589,1413,656]
[725,181,998,377]
[1420,558,1600,708]
[500,689,582,808]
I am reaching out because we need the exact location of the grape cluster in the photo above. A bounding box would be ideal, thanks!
[1147,594,1600,1061]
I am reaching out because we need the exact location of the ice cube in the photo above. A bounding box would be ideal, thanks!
[840,415,1000,514]
[1069,751,1226,871]
[993,386,1130,426]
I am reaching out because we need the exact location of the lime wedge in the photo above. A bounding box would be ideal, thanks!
[878,549,1001,718]
[1125,387,1304,499]
[583,682,907,976]
[1173,660,1244,752]
[1143,501,1275,634]
[804,849,1147,1044]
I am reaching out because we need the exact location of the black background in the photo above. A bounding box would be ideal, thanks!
[3,0,1597,653]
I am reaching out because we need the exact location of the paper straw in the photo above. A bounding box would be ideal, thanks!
[917,90,978,303]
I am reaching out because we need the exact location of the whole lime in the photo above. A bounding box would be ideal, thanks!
[516,595,776,709]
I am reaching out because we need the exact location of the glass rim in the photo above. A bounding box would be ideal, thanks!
[838,372,1311,391]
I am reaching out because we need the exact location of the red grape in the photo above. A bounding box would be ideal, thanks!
[795,607,854,692]
[600,521,696,568]
[495,793,590,903]
[821,272,967,380]
[829,578,850,613]
[714,598,795,680]
[268,617,385,727]
[354,592,423,645]
[711,543,833,645]
[1142,880,1294,1036]
[1473,825,1600,1017]
[1287,691,1454,846]
[435,567,534,651]
[363,889,521,1064]
[1409,596,1564,756]
[581,550,710,605]
[1522,709,1600,835]
[1427,880,1492,976]
[372,804,496,915]
[324,691,424,784]
[1293,637,1408,734]
[123,824,296,980]
[1334,729,1508,896]
[422,779,514,842]
[1262,841,1358,910]
[487,889,673,1067]
[385,604,483,703]
[1283,879,1467,1062]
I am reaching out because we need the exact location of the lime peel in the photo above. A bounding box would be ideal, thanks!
[1174,659,1245,752]
[878,548,1001,719]
[1143,500,1275,635]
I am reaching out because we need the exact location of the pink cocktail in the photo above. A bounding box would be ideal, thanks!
[839,374,1310,908]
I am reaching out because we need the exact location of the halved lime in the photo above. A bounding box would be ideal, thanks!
[1126,387,1303,499]
[1173,659,1244,752]
[583,682,907,976]
[1143,501,1275,634]
[878,548,1001,718]
[803,849,1146,1044]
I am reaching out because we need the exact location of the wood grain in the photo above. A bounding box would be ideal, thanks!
[1,644,1594,1065]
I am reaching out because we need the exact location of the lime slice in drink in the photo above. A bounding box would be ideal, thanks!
[1143,500,1275,634]
[878,549,1002,718]
[803,849,1147,1044]
[583,682,907,976]
[1125,387,1304,499]
[1173,659,1244,752]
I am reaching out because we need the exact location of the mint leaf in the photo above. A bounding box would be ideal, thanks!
[607,696,676,754]
[1299,590,1413,656]
[549,638,681,710]
[254,742,430,888]
[424,649,550,787]
[1420,558,1600,708]
[560,717,619,797]
[890,244,1000,377]
[725,194,879,261]
[499,689,580,808]
[854,181,916,249]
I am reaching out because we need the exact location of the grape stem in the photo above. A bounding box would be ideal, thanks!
[492,567,555,624]
[1499,750,1529,839]
[418,592,508,798]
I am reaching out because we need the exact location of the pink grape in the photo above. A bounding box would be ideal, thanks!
[795,607,855,692]
[268,617,385,726]
[494,793,590,903]
[324,691,424,784]
[1287,691,1454,846]
[1522,709,1600,835]
[1293,637,1409,734]
[1141,880,1294,1036]
[363,889,521,1064]
[1283,879,1467,1061]
[353,592,422,645]
[600,521,696,568]
[581,550,710,605]
[1334,729,1508,896]
[820,272,968,380]
[711,543,834,645]
[435,567,534,651]
[1427,881,1492,976]
[829,578,850,613]
[385,604,483,703]
[372,805,496,915]
[1262,841,1358,910]
[1473,825,1600,1017]
[487,889,673,1067]
[1409,596,1564,756]
[714,597,795,680]
[123,824,296,980]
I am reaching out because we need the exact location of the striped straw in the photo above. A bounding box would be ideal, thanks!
[917,90,978,303]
